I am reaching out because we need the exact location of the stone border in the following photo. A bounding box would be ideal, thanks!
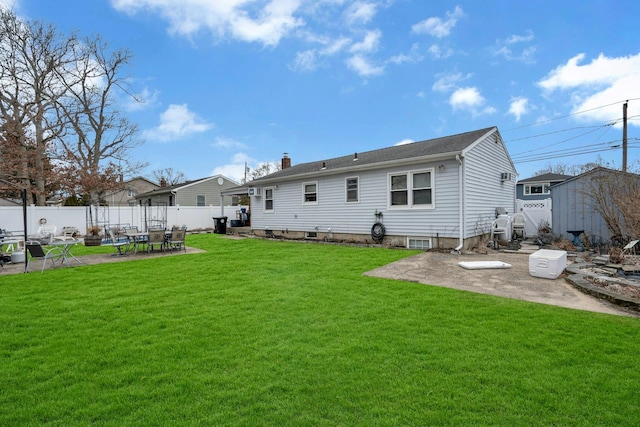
[565,263,640,311]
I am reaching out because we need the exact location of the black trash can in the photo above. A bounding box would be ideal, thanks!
[213,216,228,234]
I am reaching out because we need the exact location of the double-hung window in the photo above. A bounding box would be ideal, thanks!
[346,177,359,202]
[389,169,433,208]
[264,188,274,212]
[303,182,318,204]
[196,195,205,206]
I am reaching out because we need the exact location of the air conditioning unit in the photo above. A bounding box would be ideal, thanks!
[500,172,512,182]
[248,187,262,196]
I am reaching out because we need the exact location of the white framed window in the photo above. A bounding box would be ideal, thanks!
[524,183,550,195]
[346,177,359,202]
[264,187,274,212]
[305,231,317,239]
[196,195,205,206]
[303,181,318,204]
[127,189,135,197]
[407,237,432,250]
[388,169,434,209]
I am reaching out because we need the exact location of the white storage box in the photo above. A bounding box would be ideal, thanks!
[529,249,567,279]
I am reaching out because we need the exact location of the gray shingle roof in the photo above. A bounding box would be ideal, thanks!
[517,173,573,184]
[250,126,496,183]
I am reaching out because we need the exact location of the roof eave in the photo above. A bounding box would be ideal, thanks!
[250,151,463,185]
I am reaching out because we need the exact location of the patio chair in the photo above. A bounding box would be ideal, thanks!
[108,228,129,256]
[166,228,186,253]
[512,213,526,240]
[490,217,510,246]
[147,229,166,253]
[25,241,65,273]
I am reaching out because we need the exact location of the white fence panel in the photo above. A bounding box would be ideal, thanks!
[516,198,552,237]
[0,205,245,236]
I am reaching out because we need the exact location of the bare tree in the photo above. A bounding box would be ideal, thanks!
[55,35,146,204]
[586,168,640,243]
[533,155,616,177]
[0,10,76,204]
[246,161,281,182]
[152,167,185,186]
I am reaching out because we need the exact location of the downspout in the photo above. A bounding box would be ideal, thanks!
[452,154,464,254]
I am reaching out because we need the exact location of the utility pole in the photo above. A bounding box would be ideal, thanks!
[623,100,628,172]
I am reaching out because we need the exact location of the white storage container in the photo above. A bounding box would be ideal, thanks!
[529,249,567,279]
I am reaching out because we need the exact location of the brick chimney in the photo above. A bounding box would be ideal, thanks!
[160,177,167,187]
[281,153,291,169]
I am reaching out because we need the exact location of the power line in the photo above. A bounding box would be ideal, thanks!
[503,98,640,133]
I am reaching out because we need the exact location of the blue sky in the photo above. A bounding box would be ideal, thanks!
[11,0,640,183]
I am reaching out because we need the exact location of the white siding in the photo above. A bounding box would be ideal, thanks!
[251,158,462,239]
[462,132,516,238]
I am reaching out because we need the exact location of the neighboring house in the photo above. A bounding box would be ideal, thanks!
[105,176,161,207]
[516,173,572,200]
[515,173,572,237]
[551,167,640,244]
[135,175,240,207]
[0,197,21,207]
[242,126,516,250]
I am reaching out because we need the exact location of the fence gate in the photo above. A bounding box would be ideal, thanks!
[516,198,552,237]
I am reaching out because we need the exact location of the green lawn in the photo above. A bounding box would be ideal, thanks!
[1,234,639,425]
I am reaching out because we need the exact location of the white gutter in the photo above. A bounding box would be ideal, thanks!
[452,154,464,253]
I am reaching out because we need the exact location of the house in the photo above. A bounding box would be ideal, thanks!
[515,173,572,236]
[105,176,160,206]
[243,126,516,250]
[551,167,640,245]
[135,174,240,207]
[517,173,572,200]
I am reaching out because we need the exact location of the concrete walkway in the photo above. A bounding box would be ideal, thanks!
[364,251,638,317]
[1,246,204,275]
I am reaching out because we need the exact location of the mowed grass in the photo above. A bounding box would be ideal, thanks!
[1,234,639,426]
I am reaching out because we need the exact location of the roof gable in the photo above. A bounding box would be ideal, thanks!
[135,174,239,198]
[251,126,497,183]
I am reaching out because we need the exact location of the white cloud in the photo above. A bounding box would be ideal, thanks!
[432,72,467,92]
[492,30,536,63]
[344,1,377,26]
[111,0,304,47]
[346,54,384,76]
[213,136,247,149]
[537,52,640,126]
[411,5,464,38]
[449,86,496,116]
[212,152,255,183]
[508,97,529,122]
[505,31,534,44]
[0,0,17,11]
[395,138,414,146]
[289,49,318,71]
[388,43,423,65]
[144,104,213,142]
[320,36,351,55]
[427,44,454,59]
[124,86,160,112]
[349,29,381,53]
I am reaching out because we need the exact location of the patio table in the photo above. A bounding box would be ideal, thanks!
[49,239,82,266]
[124,232,149,255]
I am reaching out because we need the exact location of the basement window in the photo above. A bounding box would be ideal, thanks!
[407,237,432,250]
[305,231,317,239]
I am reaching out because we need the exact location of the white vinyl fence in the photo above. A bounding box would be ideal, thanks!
[516,198,552,237]
[0,204,245,237]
